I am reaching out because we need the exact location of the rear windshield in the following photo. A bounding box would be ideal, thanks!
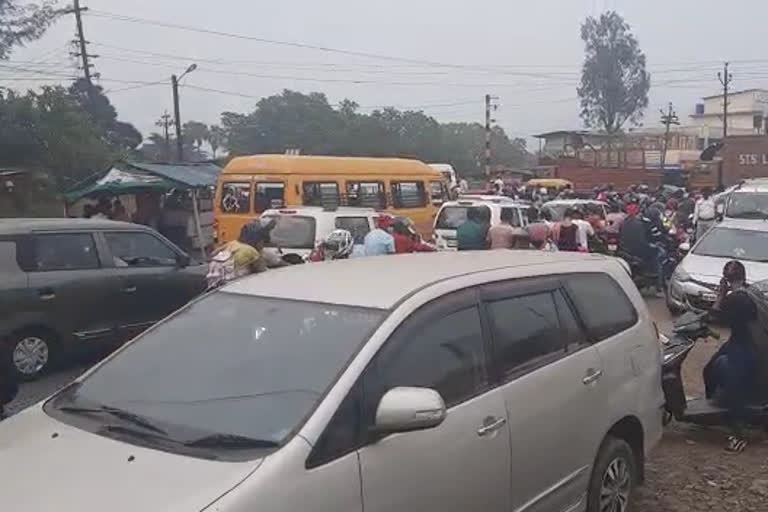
[726,192,768,219]
[436,205,491,229]
[47,293,384,460]
[263,215,316,249]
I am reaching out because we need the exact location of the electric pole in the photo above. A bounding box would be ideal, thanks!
[718,62,733,140]
[659,102,680,170]
[171,64,196,162]
[69,0,97,84]
[484,94,499,176]
[155,111,173,162]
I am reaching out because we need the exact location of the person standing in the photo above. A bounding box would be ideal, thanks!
[486,208,518,249]
[457,207,489,251]
[694,187,716,240]
[363,215,396,256]
[556,209,580,252]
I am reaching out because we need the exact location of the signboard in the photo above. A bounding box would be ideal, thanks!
[738,154,768,166]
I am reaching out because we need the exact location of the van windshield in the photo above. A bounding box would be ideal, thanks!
[435,205,490,229]
[47,293,384,459]
[263,215,316,249]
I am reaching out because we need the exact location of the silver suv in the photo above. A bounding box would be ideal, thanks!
[2,251,663,512]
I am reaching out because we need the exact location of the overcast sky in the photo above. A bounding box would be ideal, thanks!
[6,0,768,148]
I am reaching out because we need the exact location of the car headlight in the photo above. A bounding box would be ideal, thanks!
[672,265,691,283]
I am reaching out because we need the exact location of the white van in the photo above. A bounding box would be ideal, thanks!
[433,198,530,250]
[261,206,380,259]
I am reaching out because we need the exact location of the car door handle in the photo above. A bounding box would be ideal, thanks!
[122,285,137,293]
[38,289,55,301]
[583,368,603,385]
[477,417,507,437]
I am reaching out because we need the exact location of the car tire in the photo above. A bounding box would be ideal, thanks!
[586,436,638,512]
[4,329,56,381]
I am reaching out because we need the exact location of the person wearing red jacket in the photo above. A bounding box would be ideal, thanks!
[392,217,435,254]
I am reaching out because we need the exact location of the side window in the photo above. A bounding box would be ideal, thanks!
[0,239,21,273]
[105,232,178,267]
[565,273,638,341]
[303,182,340,208]
[391,181,427,208]
[486,291,565,378]
[346,181,386,209]
[335,217,371,244]
[254,182,285,213]
[554,289,587,351]
[31,233,99,271]
[219,182,251,214]
[501,207,522,227]
[429,180,446,205]
[364,301,486,418]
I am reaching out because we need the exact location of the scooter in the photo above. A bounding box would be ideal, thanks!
[661,311,768,427]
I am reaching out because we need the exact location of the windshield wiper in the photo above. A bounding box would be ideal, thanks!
[184,433,278,449]
[58,405,167,435]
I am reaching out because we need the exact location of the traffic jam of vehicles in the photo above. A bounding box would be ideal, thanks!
[3,155,768,512]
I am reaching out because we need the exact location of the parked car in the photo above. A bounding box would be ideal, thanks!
[433,198,530,250]
[541,199,608,222]
[2,251,663,512]
[261,206,381,260]
[667,219,768,312]
[0,218,207,380]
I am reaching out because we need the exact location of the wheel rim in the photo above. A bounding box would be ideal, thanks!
[12,336,49,376]
[600,456,631,512]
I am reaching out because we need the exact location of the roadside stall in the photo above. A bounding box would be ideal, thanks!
[63,161,221,258]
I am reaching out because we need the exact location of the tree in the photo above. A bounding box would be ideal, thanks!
[577,11,650,134]
[208,125,226,158]
[182,121,209,153]
[0,0,62,59]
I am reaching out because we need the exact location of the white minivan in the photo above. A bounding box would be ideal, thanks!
[2,251,663,512]
[433,198,531,250]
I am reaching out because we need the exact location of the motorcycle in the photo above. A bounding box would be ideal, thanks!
[661,311,768,427]
[618,243,679,291]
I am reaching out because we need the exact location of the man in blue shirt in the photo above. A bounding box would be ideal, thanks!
[363,216,395,256]
[457,207,489,251]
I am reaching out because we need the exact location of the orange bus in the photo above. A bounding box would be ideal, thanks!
[214,155,448,243]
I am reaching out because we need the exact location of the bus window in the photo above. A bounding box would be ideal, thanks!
[255,182,285,213]
[391,181,427,209]
[220,182,251,214]
[303,182,340,208]
[346,181,386,209]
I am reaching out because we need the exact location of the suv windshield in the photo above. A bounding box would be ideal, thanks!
[726,192,768,219]
[436,205,490,229]
[693,227,768,262]
[47,293,384,459]
[263,215,316,249]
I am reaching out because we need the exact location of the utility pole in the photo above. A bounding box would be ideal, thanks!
[155,111,173,162]
[718,62,733,140]
[484,94,499,176]
[69,0,96,84]
[659,102,680,170]
[171,64,197,162]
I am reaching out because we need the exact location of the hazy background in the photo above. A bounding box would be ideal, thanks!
[6,0,768,145]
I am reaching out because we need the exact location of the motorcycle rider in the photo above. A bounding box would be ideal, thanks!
[704,261,757,451]
[206,219,275,289]
[619,205,667,292]
[310,229,355,261]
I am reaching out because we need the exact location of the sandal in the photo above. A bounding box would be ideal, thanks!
[726,435,748,453]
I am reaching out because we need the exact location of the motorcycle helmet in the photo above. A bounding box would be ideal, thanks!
[392,216,417,236]
[321,229,354,260]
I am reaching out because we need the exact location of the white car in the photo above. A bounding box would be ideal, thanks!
[1,251,663,512]
[433,198,530,250]
[261,206,380,259]
[541,199,608,222]
[721,179,768,220]
[668,219,768,312]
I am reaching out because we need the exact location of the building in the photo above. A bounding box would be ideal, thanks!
[689,88,768,145]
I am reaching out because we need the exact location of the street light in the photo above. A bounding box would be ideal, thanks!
[172,63,197,162]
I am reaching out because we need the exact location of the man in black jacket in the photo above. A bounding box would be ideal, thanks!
[0,345,19,420]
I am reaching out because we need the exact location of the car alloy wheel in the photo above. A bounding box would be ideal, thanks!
[599,457,631,512]
[12,336,50,377]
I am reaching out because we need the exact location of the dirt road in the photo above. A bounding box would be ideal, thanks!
[635,299,768,512]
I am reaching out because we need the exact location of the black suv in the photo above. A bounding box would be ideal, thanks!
[0,218,207,380]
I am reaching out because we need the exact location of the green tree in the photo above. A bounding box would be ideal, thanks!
[208,124,226,158]
[577,11,650,133]
[0,0,62,59]
[182,121,209,153]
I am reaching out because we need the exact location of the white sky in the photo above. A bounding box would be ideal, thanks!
[5,0,768,147]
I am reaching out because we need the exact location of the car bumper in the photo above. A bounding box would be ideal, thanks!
[667,278,718,311]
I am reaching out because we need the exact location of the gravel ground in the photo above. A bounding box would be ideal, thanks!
[7,298,768,511]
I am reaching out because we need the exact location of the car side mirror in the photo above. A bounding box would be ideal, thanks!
[176,253,190,268]
[373,387,446,434]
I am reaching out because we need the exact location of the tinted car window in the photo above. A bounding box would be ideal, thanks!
[436,205,491,229]
[501,207,522,227]
[391,181,426,208]
[364,303,486,413]
[0,240,20,272]
[565,273,638,340]
[554,289,587,350]
[486,291,565,377]
[335,217,370,244]
[105,232,177,267]
[31,233,99,271]
[49,293,384,459]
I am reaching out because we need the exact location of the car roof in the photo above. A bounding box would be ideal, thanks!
[732,182,768,193]
[223,251,607,309]
[456,195,521,203]
[262,206,379,217]
[0,218,142,235]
